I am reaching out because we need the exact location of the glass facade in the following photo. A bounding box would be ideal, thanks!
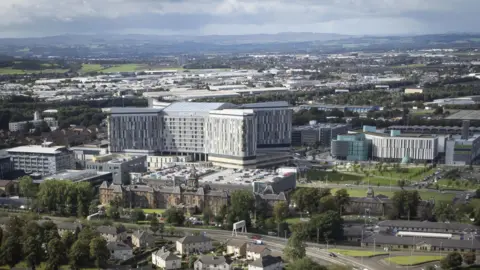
[331,134,370,161]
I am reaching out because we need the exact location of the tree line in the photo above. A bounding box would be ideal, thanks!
[0,215,110,269]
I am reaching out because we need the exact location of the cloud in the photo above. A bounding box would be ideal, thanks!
[0,0,478,37]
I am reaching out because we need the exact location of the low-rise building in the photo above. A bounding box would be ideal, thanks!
[43,169,112,188]
[445,135,480,166]
[106,242,133,261]
[152,247,181,270]
[0,180,16,196]
[226,239,247,257]
[194,255,232,270]
[176,235,213,255]
[292,123,349,147]
[82,153,147,185]
[57,222,82,236]
[248,255,282,270]
[7,145,74,176]
[246,244,271,261]
[132,230,154,248]
[97,226,127,242]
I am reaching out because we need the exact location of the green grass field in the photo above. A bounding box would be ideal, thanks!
[329,249,388,257]
[330,188,455,202]
[80,63,104,73]
[0,67,68,75]
[142,208,166,214]
[385,255,444,266]
[101,64,143,73]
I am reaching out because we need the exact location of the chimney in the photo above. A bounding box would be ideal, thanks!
[462,120,470,140]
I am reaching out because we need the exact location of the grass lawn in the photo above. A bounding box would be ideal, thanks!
[329,248,388,257]
[80,63,104,73]
[142,208,166,214]
[385,255,444,266]
[101,64,144,73]
[437,179,477,190]
[330,188,455,202]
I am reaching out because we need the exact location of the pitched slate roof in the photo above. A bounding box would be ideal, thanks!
[247,244,270,253]
[249,255,282,268]
[152,249,180,261]
[226,239,247,248]
[177,235,213,244]
[378,220,479,232]
[196,255,231,265]
[107,242,132,251]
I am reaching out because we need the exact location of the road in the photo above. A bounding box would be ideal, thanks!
[177,226,386,270]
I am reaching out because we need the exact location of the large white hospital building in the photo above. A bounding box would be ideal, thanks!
[108,101,292,168]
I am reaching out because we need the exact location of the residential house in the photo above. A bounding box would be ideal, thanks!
[226,239,247,257]
[0,180,15,196]
[97,225,127,242]
[132,230,154,248]
[106,242,133,261]
[152,247,181,270]
[176,235,213,255]
[248,255,283,270]
[194,255,232,270]
[246,245,271,261]
[57,222,82,236]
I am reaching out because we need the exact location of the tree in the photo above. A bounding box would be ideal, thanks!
[273,201,289,233]
[62,231,76,251]
[334,189,350,215]
[130,208,146,223]
[286,257,327,270]
[390,190,421,220]
[319,195,337,213]
[434,202,456,222]
[19,176,37,206]
[309,210,344,242]
[229,190,254,227]
[107,206,120,220]
[202,207,213,225]
[292,188,326,215]
[45,238,66,270]
[440,251,463,270]
[0,236,23,268]
[283,232,306,261]
[463,251,476,266]
[164,207,185,226]
[89,237,109,268]
[150,217,160,234]
[23,235,43,269]
[69,239,90,269]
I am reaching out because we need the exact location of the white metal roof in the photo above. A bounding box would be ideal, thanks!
[7,145,66,154]
[397,231,453,239]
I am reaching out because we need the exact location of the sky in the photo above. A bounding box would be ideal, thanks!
[0,0,479,37]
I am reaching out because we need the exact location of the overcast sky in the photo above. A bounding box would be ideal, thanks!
[0,0,479,37]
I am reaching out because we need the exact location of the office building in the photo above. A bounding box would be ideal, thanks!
[445,135,480,166]
[331,133,370,161]
[7,145,74,176]
[298,104,380,113]
[292,123,349,147]
[108,101,292,168]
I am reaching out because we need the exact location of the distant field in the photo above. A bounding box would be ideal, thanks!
[0,67,68,75]
[385,255,444,266]
[80,63,184,73]
[80,63,104,73]
[391,64,426,69]
[99,64,144,73]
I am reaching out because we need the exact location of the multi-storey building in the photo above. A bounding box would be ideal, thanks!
[108,108,163,153]
[9,111,58,132]
[292,123,349,147]
[79,154,147,185]
[240,102,292,150]
[331,133,370,161]
[364,132,438,162]
[7,145,74,176]
[206,109,257,168]
[445,135,480,166]
[108,101,292,168]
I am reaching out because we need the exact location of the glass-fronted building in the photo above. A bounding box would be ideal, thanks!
[331,134,370,161]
